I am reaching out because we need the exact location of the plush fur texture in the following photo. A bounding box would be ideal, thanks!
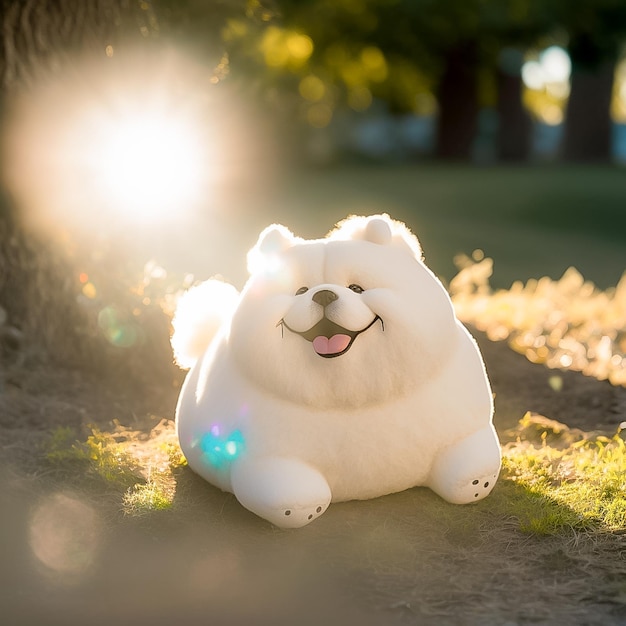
[172,214,501,528]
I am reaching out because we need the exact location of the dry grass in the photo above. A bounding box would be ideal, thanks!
[451,254,626,386]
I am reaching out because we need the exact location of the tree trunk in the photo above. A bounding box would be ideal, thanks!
[563,61,615,163]
[435,42,479,161]
[496,69,531,162]
[0,0,158,375]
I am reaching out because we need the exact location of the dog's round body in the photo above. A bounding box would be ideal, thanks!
[174,215,501,528]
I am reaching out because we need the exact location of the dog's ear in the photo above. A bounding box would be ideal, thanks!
[364,217,393,245]
[330,214,423,260]
[247,224,298,275]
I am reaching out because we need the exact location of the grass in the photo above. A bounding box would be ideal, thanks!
[500,413,626,535]
[41,234,626,535]
[45,420,185,515]
[264,164,626,290]
[448,251,626,535]
[5,163,626,626]
[46,425,141,488]
[43,415,626,535]
[122,473,176,514]
[451,256,626,386]
[37,162,626,536]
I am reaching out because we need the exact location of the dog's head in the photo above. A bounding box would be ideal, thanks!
[229,214,459,409]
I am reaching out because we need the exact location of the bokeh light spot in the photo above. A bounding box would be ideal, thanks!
[287,32,314,61]
[299,75,326,102]
[29,493,101,579]
[542,105,564,126]
[98,306,140,348]
[82,282,97,299]
[222,18,248,41]
[360,46,388,82]
[548,375,563,392]
[612,58,626,123]
[540,46,572,84]
[521,61,545,91]
[521,46,571,125]
[261,27,313,68]
[200,427,245,468]
[261,26,290,67]
[348,86,372,112]
[307,103,333,128]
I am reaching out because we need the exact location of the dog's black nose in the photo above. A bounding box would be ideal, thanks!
[312,289,338,308]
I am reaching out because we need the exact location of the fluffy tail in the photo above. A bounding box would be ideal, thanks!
[171,279,240,369]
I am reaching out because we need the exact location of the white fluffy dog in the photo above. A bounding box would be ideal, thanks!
[172,214,501,528]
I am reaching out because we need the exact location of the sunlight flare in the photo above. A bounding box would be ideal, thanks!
[91,109,206,221]
[1,50,224,233]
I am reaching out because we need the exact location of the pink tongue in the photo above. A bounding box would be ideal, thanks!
[312,334,351,355]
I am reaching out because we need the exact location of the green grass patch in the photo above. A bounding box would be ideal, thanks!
[46,425,141,488]
[500,413,626,535]
[45,420,184,515]
[122,473,176,514]
[448,242,626,536]
[45,413,626,536]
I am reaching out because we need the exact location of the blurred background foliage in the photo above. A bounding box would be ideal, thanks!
[146,0,626,163]
[0,0,625,388]
[4,0,626,162]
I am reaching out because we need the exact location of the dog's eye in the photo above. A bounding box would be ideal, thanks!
[348,284,364,294]
[295,286,309,295]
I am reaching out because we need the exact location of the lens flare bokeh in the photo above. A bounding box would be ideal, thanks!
[90,108,207,221]
[0,48,235,235]
[0,46,272,356]
[29,492,102,580]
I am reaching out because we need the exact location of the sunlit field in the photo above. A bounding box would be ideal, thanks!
[3,2,626,624]
[23,223,625,625]
[0,31,624,626]
[452,257,626,386]
[48,239,626,516]
[36,209,626,533]
[4,148,626,626]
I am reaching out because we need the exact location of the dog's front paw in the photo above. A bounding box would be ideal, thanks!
[428,425,501,505]
[278,500,330,528]
[231,457,331,528]
[438,470,499,504]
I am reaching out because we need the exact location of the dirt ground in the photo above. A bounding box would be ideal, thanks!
[2,329,626,626]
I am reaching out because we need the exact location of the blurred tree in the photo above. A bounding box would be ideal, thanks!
[0,0,148,89]
[0,0,147,367]
[496,47,531,161]
[0,0,269,374]
[268,0,553,161]
[553,0,626,162]
[276,0,626,164]
[389,0,554,161]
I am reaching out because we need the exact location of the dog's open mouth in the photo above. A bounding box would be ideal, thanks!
[280,316,383,358]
